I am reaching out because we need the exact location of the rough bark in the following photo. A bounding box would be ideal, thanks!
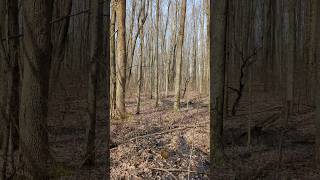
[20,0,53,178]
[84,0,103,166]
[136,0,146,114]
[284,0,295,115]
[174,0,187,110]
[315,0,320,167]
[115,0,127,119]
[210,0,227,171]
[7,0,20,154]
[105,0,111,178]
[155,0,160,107]
[110,0,117,111]
[49,0,72,95]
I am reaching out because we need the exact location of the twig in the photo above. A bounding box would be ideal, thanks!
[151,167,206,174]
[111,121,209,148]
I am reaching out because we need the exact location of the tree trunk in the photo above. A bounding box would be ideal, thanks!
[155,0,160,107]
[192,0,197,90]
[174,0,187,110]
[7,0,20,155]
[20,0,53,178]
[110,1,117,111]
[49,0,72,95]
[84,0,103,166]
[210,0,227,171]
[314,0,320,167]
[136,0,146,115]
[115,0,127,119]
[284,0,295,116]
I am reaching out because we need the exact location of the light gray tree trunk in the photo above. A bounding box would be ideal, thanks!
[174,0,187,110]
[155,0,160,107]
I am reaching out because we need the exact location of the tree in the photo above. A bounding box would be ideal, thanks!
[110,0,117,111]
[84,0,104,166]
[315,0,320,167]
[210,0,227,172]
[284,0,295,115]
[136,0,149,114]
[0,1,10,178]
[191,0,198,90]
[155,0,160,107]
[174,0,187,110]
[50,0,72,94]
[115,0,127,119]
[20,0,53,178]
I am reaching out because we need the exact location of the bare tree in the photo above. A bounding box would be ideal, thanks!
[315,0,320,167]
[20,0,53,178]
[115,0,127,119]
[110,0,117,111]
[174,0,187,110]
[49,0,72,94]
[84,0,104,166]
[136,0,149,114]
[210,0,227,171]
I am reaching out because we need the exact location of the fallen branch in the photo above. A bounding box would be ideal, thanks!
[151,167,206,174]
[111,121,209,148]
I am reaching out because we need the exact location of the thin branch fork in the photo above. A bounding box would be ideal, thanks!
[230,44,263,116]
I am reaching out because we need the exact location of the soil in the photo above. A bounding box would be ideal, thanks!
[111,91,320,180]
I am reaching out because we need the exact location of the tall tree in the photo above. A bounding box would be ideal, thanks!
[105,0,111,178]
[314,0,320,167]
[136,0,149,114]
[174,0,187,110]
[191,0,197,90]
[0,1,9,178]
[49,0,72,94]
[110,0,117,111]
[20,0,53,178]
[155,0,160,107]
[115,0,127,119]
[284,0,295,115]
[84,0,104,166]
[210,0,227,172]
[7,0,20,156]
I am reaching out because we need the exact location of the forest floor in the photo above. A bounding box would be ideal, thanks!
[111,91,320,180]
[2,79,319,179]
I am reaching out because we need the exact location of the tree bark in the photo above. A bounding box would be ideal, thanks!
[84,0,103,166]
[136,0,147,115]
[210,0,227,171]
[20,0,53,178]
[314,0,320,167]
[115,0,127,119]
[155,0,160,107]
[174,0,187,110]
[49,0,72,95]
[110,0,117,111]
[284,0,295,115]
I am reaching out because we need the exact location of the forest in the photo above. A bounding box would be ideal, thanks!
[0,0,320,179]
